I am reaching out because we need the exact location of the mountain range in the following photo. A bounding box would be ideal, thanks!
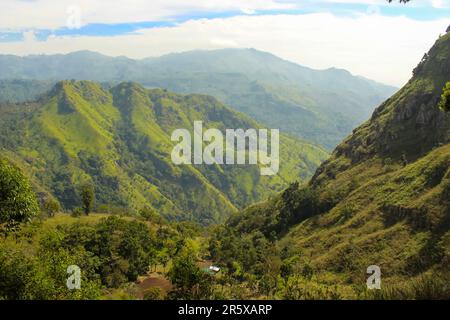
[0,81,327,224]
[0,49,397,149]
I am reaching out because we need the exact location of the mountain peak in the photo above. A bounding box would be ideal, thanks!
[50,80,106,95]
[47,80,111,114]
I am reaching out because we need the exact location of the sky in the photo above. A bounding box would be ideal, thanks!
[0,1,449,86]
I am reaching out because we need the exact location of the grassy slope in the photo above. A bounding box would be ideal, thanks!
[0,81,328,224]
[280,33,450,286]
[279,144,449,286]
[219,33,450,295]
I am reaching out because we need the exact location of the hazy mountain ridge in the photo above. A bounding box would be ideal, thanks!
[0,48,397,149]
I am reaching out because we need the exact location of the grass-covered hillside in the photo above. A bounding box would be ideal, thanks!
[209,32,450,299]
[0,81,327,224]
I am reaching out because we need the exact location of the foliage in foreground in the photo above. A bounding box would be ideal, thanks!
[0,213,203,300]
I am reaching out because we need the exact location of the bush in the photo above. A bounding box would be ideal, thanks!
[168,254,214,300]
[363,273,450,300]
[281,276,343,300]
[143,287,165,300]
[71,207,84,217]
[139,206,166,224]
[0,243,102,300]
[438,82,450,112]
[42,197,60,217]
[0,248,35,299]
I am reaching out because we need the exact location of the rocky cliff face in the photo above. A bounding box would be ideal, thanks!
[311,33,450,189]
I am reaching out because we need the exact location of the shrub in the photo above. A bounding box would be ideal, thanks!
[143,287,165,300]
[0,243,102,300]
[167,254,213,300]
[42,197,60,217]
[363,273,450,300]
[281,276,343,300]
[71,207,84,217]
[140,206,166,224]
[438,82,450,112]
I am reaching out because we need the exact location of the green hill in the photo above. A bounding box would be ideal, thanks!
[210,32,450,298]
[0,49,397,149]
[0,81,327,225]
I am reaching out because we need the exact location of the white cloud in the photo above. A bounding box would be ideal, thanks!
[431,0,450,8]
[317,0,450,7]
[0,0,295,30]
[0,12,448,86]
[2,0,449,32]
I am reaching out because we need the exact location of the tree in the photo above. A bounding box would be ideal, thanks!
[167,254,213,300]
[0,232,102,300]
[0,158,39,235]
[41,196,60,217]
[0,248,35,299]
[79,183,94,215]
[139,206,166,224]
[438,82,450,112]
